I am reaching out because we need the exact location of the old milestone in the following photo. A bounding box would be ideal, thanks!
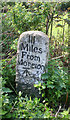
[16,31,49,97]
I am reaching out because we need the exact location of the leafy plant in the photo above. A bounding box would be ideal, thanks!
[34,59,69,108]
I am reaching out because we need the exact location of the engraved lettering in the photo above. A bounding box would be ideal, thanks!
[20,43,42,54]
[39,48,42,53]
[20,43,28,51]
[37,64,41,69]
[34,56,40,62]
[22,51,27,58]
[23,61,27,66]
[34,47,38,53]
[30,55,34,60]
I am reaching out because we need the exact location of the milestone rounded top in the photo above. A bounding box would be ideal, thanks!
[19,31,49,40]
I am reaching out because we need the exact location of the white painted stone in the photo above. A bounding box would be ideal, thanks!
[16,31,49,97]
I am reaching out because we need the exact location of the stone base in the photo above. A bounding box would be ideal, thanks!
[16,82,42,98]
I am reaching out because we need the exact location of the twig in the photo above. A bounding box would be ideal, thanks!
[10,101,17,113]
[9,81,18,95]
[64,92,68,108]
[49,54,68,61]
[3,54,17,69]
[55,105,61,118]
[0,36,9,45]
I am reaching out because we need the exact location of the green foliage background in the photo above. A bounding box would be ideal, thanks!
[1,1,70,119]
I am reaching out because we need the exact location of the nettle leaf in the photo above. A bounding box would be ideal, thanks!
[41,73,48,79]
[54,69,60,76]
[61,110,69,116]
[42,93,45,97]
[42,85,46,89]
[47,85,55,89]
[34,84,38,87]
[3,98,9,104]
[2,87,12,93]
[34,82,41,88]
[1,110,8,115]
[60,82,66,88]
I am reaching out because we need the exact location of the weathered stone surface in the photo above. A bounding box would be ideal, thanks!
[16,31,49,97]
